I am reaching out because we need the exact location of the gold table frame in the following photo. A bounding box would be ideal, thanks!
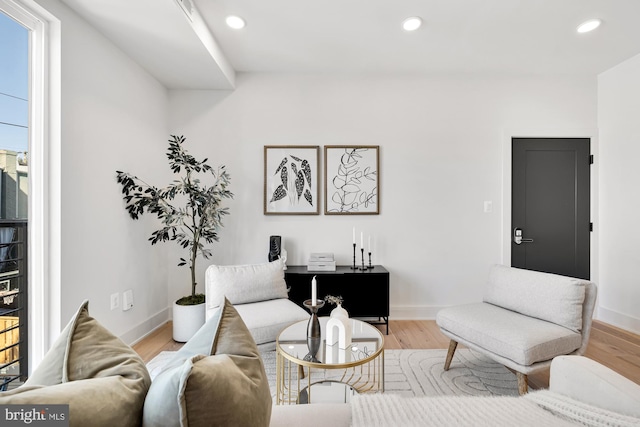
[275,317,384,405]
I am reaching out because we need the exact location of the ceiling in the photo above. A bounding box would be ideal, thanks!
[60,0,640,90]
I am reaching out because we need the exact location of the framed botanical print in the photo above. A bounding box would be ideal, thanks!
[325,145,379,215]
[264,146,320,215]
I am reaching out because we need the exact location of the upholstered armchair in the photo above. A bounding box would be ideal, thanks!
[204,258,308,351]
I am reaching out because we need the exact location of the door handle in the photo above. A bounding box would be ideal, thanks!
[513,228,534,245]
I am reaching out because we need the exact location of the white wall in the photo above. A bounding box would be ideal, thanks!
[35,0,171,342]
[598,53,640,334]
[169,73,597,317]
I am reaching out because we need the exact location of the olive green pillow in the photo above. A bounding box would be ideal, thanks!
[143,297,272,427]
[0,300,151,427]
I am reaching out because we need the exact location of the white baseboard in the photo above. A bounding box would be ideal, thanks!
[597,306,640,335]
[120,307,171,346]
[390,305,444,320]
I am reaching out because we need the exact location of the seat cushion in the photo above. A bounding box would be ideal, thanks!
[234,299,308,346]
[436,303,582,366]
[483,265,588,332]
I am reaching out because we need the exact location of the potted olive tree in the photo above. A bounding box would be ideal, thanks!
[116,135,233,342]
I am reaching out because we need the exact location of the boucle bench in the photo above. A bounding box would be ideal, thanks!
[436,265,597,394]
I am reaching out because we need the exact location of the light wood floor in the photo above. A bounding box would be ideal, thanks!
[133,319,640,390]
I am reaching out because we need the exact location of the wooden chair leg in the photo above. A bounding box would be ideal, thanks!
[517,372,528,395]
[444,340,458,371]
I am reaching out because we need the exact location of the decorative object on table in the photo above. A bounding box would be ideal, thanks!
[358,231,367,271]
[367,234,374,269]
[350,227,357,269]
[325,145,379,215]
[264,145,320,215]
[116,135,233,342]
[302,275,324,362]
[325,295,345,316]
[307,252,336,271]
[268,235,281,262]
[325,295,352,354]
[267,235,288,269]
[326,296,351,362]
[303,298,324,363]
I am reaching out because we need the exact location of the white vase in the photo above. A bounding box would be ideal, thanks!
[172,301,205,342]
[331,303,349,319]
[326,304,352,351]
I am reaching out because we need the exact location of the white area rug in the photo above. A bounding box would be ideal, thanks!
[383,349,519,397]
[147,348,519,398]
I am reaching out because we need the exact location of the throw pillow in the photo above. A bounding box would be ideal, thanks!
[142,297,272,427]
[205,258,288,307]
[0,300,151,427]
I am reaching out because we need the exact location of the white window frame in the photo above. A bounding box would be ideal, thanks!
[0,0,61,372]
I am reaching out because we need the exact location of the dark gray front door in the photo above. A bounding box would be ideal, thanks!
[511,138,590,279]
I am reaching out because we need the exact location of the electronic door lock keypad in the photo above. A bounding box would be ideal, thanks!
[513,228,534,245]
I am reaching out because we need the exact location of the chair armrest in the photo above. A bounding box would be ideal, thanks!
[550,356,640,417]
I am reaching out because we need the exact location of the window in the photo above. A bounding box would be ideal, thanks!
[0,8,29,390]
[0,0,61,379]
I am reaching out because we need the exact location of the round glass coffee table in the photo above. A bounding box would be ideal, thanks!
[275,317,384,405]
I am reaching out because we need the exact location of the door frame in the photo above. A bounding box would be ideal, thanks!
[501,128,599,283]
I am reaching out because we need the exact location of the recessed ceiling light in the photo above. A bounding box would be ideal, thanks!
[402,17,423,32]
[577,19,602,33]
[225,15,246,30]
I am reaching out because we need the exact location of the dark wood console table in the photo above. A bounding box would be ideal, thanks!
[284,265,389,334]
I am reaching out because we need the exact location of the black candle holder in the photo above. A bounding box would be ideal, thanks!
[303,299,325,362]
[350,243,357,269]
[368,252,374,269]
[359,248,366,271]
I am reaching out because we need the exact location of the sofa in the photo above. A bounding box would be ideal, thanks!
[436,264,597,394]
[0,297,273,427]
[0,301,151,426]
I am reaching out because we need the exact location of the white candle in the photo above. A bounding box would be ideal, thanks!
[352,227,355,244]
[360,232,364,249]
[368,235,371,253]
[311,276,317,306]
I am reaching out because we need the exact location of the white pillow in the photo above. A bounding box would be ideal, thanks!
[205,258,288,307]
[483,265,587,332]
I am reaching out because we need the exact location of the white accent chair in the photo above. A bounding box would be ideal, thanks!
[436,265,597,395]
[205,258,308,351]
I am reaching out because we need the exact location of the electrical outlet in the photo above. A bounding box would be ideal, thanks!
[110,292,119,310]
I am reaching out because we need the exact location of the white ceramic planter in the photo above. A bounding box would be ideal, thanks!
[172,301,206,342]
